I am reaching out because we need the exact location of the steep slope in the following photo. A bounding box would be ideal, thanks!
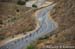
[35,0,75,49]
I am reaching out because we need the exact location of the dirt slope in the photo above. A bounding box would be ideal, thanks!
[35,0,75,49]
[0,2,36,40]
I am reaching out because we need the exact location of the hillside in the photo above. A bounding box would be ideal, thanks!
[0,2,36,41]
[35,0,75,49]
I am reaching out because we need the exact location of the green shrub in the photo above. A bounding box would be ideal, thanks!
[25,0,29,2]
[0,35,5,40]
[39,36,49,40]
[0,20,3,24]
[32,4,37,8]
[26,45,35,49]
[17,0,25,5]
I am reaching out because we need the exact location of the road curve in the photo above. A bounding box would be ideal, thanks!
[0,3,58,49]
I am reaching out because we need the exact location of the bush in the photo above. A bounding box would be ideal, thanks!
[25,0,29,2]
[0,35,5,40]
[39,36,49,40]
[17,0,25,5]
[26,45,35,49]
[32,4,37,8]
[0,20,3,24]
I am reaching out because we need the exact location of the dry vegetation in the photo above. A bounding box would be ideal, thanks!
[0,2,36,41]
[35,0,75,49]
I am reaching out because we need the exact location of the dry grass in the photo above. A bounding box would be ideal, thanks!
[35,0,75,49]
[0,2,36,40]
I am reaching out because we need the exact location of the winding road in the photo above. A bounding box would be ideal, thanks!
[0,2,58,49]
